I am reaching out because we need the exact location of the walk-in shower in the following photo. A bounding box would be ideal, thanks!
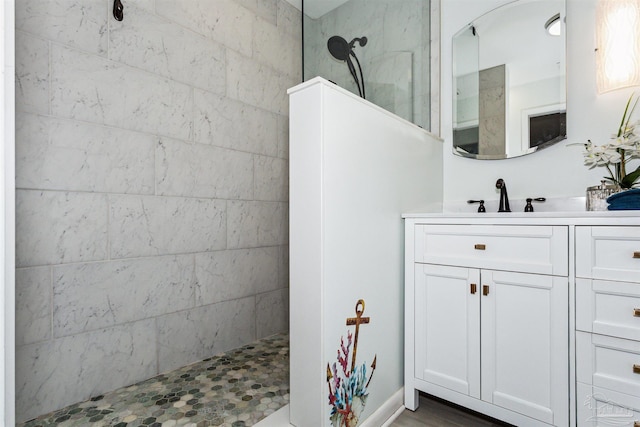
[303,0,432,129]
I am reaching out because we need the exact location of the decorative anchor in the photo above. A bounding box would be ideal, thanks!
[327,363,334,396]
[327,299,378,427]
[346,299,370,372]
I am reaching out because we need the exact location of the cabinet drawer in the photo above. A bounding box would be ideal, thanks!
[577,332,640,398]
[576,278,640,341]
[578,382,640,426]
[414,225,568,275]
[576,226,640,282]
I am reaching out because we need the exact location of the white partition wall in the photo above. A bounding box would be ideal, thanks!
[289,78,443,427]
[1,1,15,425]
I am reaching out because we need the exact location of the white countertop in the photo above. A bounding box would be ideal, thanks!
[403,197,640,225]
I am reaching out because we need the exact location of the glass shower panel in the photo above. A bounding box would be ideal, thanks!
[303,0,431,130]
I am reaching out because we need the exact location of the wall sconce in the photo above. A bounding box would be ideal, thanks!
[596,0,640,93]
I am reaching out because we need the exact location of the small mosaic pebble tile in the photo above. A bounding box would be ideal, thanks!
[19,333,289,427]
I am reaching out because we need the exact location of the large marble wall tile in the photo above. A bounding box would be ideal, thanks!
[109,195,226,259]
[15,0,107,56]
[156,0,253,57]
[16,190,108,267]
[156,297,255,372]
[16,319,157,422]
[109,5,226,95]
[235,0,277,26]
[53,255,195,337]
[254,155,288,201]
[226,201,287,249]
[156,138,253,199]
[15,31,49,115]
[226,50,299,115]
[193,89,279,157]
[130,0,156,13]
[16,266,51,346]
[277,0,302,40]
[195,247,279,306]
[278,245,289,288]
[276,114,289,159]
[16,113,155,194]
[382,0,422,51]
[256,288,289,339]
[253,18,301,79]
[50,45,193,141]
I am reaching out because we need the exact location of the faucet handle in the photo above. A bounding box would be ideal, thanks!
[524,197,546,212]
[467,199,486,213]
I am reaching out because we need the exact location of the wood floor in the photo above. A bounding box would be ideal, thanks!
[390,394,513,427]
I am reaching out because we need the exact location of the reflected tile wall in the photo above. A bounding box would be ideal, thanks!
[15,0,300,422]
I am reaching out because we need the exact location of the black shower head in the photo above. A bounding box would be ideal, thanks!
[349,37,367,48]
[327,35,350,61]
[327,34,368,99]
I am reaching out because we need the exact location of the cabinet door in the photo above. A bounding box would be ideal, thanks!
[414,264,480,398]
[481,270,568,426]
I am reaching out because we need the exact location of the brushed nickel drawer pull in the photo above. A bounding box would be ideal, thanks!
[470,284,477,295]
[634,364,640,374]
[635,308,640,317]
[483,285,489,296]
[634,251,640,259]
[474,244,486,250]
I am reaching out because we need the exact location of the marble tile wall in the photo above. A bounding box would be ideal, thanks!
[14,0,300,422]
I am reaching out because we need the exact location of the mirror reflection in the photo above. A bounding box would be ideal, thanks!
[452,0,566,160]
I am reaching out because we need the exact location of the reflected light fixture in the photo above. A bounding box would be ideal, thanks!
[545,13,561,36]
[596,0,640,93]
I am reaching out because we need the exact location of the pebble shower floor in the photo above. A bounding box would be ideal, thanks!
[19,333,289,427]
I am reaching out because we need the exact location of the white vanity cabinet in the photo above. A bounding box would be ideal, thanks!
[406,223,569,426]
[576,226,640,427]
[405,215,640,427]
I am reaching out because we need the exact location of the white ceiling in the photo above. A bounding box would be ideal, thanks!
[284,0,350,19]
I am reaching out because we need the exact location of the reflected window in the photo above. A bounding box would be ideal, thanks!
[529,111,566,149]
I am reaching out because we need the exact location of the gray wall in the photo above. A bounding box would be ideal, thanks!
[14,0,300,421]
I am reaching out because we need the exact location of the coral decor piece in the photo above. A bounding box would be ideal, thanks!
[327,299,377,427]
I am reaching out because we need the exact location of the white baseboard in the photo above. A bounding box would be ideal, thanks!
[254,387,405,427]
[362,388,405,427]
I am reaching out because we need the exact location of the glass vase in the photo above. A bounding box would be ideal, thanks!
[586,180,621,211]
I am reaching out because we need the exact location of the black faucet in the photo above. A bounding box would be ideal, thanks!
[496,178,511,212]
